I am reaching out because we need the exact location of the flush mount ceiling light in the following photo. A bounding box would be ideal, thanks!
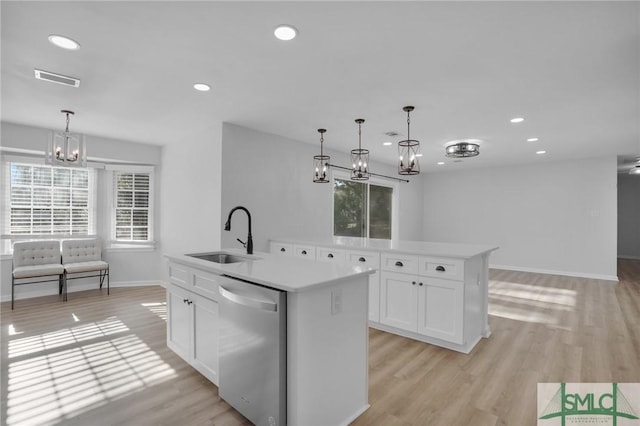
[383,142,393,146]
[48,34,80,50]
[313,129,330,183]
[445,140,480,158]
[351,119,369,180]
[193,83,210,91]
[527,137,539,142]
[510,117,525,123]
[536,150,546,155]
[46,110,86,167]
[274,25,297,41]
[437,162,445,165]
[398,106,420,175]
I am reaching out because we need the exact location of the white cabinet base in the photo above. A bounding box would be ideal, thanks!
[369,322,482,354]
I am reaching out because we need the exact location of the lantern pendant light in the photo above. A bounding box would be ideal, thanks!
[398,106,420,175]
[46,109,87,167]
[351,118,369,180]
[313,128,330,183]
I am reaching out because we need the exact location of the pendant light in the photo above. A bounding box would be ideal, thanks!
[46,109,87,167]
[313,128,330,183]
[398,106,420,175]
[351,119,369,180]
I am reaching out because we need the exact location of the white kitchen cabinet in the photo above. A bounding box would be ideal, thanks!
[379,271,418,331]
[417,277,463,344]
[346,250,381,323]
[380,270,464,345]
[166,262,221,385]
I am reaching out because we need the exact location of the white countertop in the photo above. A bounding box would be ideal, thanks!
[165,249,374,293]
[274,236,499,259]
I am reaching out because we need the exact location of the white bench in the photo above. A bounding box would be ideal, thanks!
[12,240,65,310]
[62,239,110,300]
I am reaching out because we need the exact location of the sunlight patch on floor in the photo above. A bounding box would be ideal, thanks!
[489,280,577,326]
[141,302,167,321]
[6,333,177,426]
[8,317,129,359]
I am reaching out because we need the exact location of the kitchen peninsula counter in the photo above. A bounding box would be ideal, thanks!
[165,249,373,426]
[270,237,499,354]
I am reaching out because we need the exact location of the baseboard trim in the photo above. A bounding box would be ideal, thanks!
[618,255,640,260]
[2,280,166,303]
[490,264,618,282]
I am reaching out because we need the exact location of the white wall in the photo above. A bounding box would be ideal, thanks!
[1,121,165,302]
[159,122,222,255]
[618,173,640,259]
[220,123,424,252]
[422,156,618,280]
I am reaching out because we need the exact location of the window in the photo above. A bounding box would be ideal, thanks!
[7,162,95,235]
[112,170,153,242]
[333,174,395,239]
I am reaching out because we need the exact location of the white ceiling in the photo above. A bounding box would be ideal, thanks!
[2,1,639,173]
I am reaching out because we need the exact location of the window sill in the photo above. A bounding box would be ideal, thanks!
[105,242,157,253]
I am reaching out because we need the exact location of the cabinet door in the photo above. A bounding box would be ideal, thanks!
[293,245,316,259]
[167,286,192,360]
[379,271,418,332]
[417,277,464,344]
[192,294,219,385]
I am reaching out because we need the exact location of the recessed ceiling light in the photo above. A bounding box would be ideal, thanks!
[510,117,525,124]
[527,137,539,142]
[415,153,423,157]
[193,83,210,92]
[437,162,445,165]
[48,34,80,50]
[536,150,546,155]
[274,25,297,41]
[383,142,392,146]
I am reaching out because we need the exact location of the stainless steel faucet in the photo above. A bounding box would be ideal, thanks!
[224,206,253,255]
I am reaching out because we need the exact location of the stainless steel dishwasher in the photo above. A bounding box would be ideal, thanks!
[218,277,286,426]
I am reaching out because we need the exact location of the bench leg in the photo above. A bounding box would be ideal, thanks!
[63,271,68,302]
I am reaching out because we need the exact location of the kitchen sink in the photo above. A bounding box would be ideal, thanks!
[187,252,250,264]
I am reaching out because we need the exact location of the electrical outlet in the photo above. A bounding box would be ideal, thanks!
[331,289,342,315]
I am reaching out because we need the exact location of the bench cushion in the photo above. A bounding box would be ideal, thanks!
[13,264,64,278]
[62,239,103,264]
[13,241,61,268]
[64,260,109,274]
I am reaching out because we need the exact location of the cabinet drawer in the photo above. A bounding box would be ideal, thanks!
[419,256,465,281]
[381,253,419,274]
[293,245,316,259]
[169,263,191,289]
[316,247,346,264]
[346,251,380,268]
[193,268,235,301]
[270,242,293,256]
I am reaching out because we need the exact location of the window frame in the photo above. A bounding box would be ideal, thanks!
[2,158,97,238]
[331,169,399,240]
[106,165,155,248]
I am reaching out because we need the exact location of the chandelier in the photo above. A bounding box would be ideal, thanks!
[313,128,330,183]
[398,106,420,175]
[46,109,87,166]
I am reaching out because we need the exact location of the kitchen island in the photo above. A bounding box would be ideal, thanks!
[164,250,374,426]
[270,237,499,354]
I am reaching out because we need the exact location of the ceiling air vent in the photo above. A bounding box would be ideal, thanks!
[34,69,80,88]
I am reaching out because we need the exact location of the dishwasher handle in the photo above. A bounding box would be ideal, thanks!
[219,285,278,312]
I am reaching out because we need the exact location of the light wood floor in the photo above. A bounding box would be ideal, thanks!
[1,260,638,426]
